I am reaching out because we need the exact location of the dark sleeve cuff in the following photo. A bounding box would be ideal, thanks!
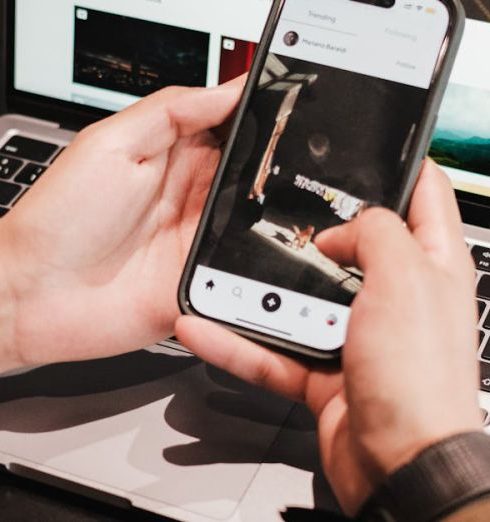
[358,431,490,522]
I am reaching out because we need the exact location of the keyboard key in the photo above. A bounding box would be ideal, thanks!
[0,207,8,217]
[481,408,490,427]
[484,310,490,331]
[480,361,490,392]
[482,336,490,361]
[478,275,490,300]
[479,300,487,320]
[12,187,28,206]
[0,181,22,206]
[472,245,490,273]
[15,163,46,185]
[1,136,58,163]
[0,155,23,179]
[49,147,66,164]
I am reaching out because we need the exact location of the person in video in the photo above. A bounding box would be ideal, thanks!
[0,80,488,520]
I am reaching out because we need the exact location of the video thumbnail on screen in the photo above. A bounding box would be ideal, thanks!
[199,53,426,305]
[219,36,258,85]
[73,7,210,97]
[431,83,490,179]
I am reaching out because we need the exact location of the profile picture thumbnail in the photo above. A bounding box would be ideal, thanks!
[283,31,299,47]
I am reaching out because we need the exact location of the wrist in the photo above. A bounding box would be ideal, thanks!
[359,431,490,522]
[356,398,483,478]
[347,407,483,514]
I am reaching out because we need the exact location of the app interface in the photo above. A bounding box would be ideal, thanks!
[190,0,450,351]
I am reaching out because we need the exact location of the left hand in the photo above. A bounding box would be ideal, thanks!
[0,79,242,370]
[175,161,481,516]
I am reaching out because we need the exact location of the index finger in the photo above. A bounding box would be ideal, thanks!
[315,207,421,283]
[175,316,342,407]
[176,316,309,402]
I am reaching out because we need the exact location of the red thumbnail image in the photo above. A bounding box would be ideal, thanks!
[219,36,258,84]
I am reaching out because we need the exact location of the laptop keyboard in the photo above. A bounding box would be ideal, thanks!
[0,135,62,213]
[472,243,490,391]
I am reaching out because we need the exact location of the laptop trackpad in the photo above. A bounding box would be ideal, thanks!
[0,349,294,519]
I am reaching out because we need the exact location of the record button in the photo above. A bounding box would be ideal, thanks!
[262,293,282,313]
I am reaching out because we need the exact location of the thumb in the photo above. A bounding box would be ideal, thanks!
[315,208,419,283]
[90,75,246,161]
[167,75,246,138]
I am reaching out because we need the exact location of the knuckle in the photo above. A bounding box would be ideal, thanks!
[76,117,128,157]
[357,207,403,247]
[159,85,185,97]
[76,119,110,148]
[250,353,275,389]
[359,207,401,230]
[161,105,178,139]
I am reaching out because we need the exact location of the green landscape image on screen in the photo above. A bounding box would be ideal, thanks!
[429,82,490,177]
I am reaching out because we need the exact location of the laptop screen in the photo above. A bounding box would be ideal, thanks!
[13,0,269,111]
[11,0,490,204]
[428,0,490,201]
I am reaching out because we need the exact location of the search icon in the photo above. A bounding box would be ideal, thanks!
[232,287,243,299]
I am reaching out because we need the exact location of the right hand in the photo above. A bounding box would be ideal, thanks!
[176,160,482,515]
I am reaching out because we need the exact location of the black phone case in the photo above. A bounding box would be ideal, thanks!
[178,0,466,360]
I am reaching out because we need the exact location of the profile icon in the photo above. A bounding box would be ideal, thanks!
[283,31,299,47]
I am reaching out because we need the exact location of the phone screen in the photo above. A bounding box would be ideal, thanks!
[186,0,451,353]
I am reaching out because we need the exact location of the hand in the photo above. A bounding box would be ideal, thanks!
[0,79,242,371]
[176,160,482,516]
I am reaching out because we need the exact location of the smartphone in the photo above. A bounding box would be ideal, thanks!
[179,0,464,359]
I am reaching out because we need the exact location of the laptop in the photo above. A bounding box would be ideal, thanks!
[0,0,488,520]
